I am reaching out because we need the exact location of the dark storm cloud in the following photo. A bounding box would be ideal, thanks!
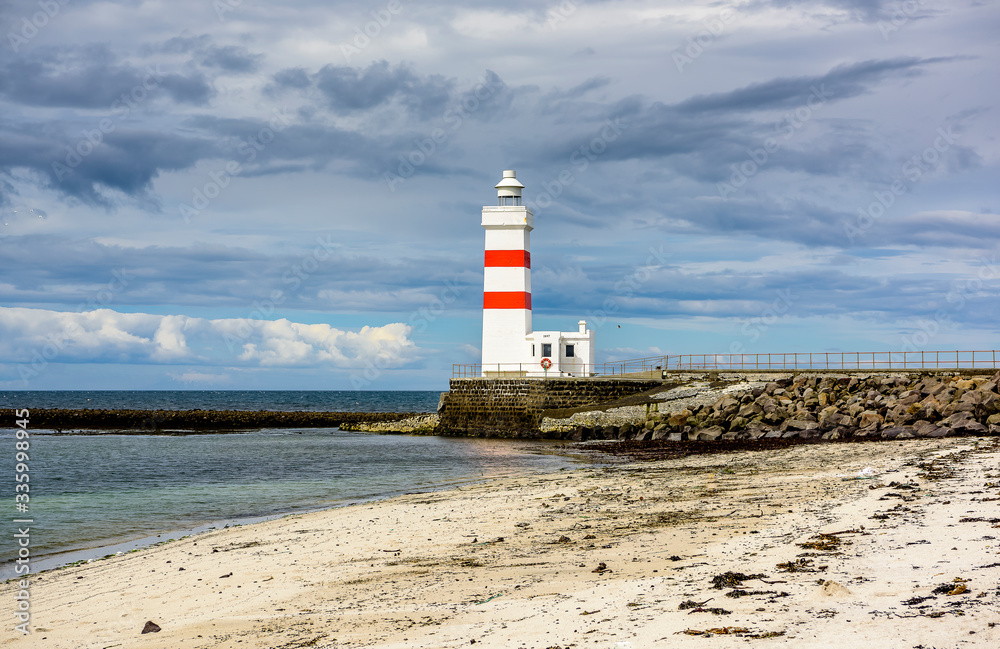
[750,0,904,21]
[272,60,456,119]
[198,45,263,73]
[0,45,214,108]
[183,114,381,175]
[268,67,312,91]
[674,58,945,115]
[0,234,480,314]
[0,120,217,206]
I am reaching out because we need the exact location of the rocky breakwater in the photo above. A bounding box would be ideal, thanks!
[7,408,422,432]
[544,371,1000,442]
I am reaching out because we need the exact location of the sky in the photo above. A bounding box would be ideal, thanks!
[0,0,997,391]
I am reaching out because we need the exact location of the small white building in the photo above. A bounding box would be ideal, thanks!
[481,170,596,377]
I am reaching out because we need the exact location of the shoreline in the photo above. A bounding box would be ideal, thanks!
[2,436,593,580]
[4,436,998,647]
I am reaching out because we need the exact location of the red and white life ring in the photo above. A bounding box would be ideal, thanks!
[540,357,552,370]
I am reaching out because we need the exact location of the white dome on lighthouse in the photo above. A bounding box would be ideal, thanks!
[495,169,524,198]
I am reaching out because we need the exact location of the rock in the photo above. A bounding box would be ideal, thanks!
[712,395,740,414]
[695,425,726,441]
[858,410,884,428]
[141,621,161,634]
[667,432,684,441]
[651,428,670,441]
[881,426,915,439]
[855,423,881,437]
[955,378,976,390]
[963,389,999,412]
[634,429,650,441]
[668,409,692,427]
[653,422,668,431]
[990,424,1000,436]
[728,416,748,432]
[780,419,819,432]
[737,402,763,418]
[886,404,916,425]
[988,413,1000,426]
[941,411,988,434]
[818,405,839,425]
[818,391,831,407]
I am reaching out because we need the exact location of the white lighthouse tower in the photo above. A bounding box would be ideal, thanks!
[481,170,595,377]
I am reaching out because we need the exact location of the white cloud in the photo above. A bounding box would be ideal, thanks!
[0,307,416,369]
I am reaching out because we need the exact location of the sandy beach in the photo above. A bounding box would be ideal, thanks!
[4,436,999,648]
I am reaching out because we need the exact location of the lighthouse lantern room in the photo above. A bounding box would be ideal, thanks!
[481,170,595,377]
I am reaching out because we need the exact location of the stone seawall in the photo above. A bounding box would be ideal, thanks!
[437,378,663,437]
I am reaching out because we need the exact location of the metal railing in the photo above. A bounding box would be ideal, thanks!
[667,350,999,371]
[453,350,1000,378]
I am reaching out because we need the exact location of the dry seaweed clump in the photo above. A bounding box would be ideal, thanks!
[797,533,851,552]
[710,571,768,589]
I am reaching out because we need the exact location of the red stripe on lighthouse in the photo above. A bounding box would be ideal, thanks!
[484,250,530,268]
[483,292,532,309]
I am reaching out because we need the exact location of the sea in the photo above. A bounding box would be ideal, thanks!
[0,391,590,579]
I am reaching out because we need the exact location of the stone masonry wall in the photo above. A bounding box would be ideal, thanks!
[437,378,662,437]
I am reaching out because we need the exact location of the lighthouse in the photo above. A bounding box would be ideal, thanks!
[481,170,595,376]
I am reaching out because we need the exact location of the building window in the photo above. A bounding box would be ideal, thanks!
[531,344,535,357]
[566,344,575,358]
[542,343,552,357]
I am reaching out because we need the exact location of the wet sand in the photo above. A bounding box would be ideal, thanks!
[3,436,999,648]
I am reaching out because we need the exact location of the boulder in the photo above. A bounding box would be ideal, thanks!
[695,425,726,441]
[941,411,988,434]
[729,416,749,432]
[738,402,763,418]
[712,395,740,415]
[780,419,820,433]
[881,426,915,439]
[858,410,884,428]
[668,409,692,427]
